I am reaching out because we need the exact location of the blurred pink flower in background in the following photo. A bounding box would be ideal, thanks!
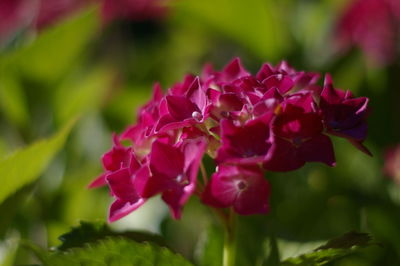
[35,0,88,30]
[0,0,89,43]
[101,0,168,24]
[0,0,35,43]
[336,0,400,66]
[384,145,400,184]
[0,0,168,45]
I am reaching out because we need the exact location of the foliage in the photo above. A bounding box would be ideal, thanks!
[57,221,166,251]
[30,237,193,266]
[0,119,75,205]
[282,231,373,266]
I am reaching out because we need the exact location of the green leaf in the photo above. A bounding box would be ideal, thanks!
[57,221,166,251]
[175,0,290,60]
[3,7,99,84]
[281,231,372,266]
[0,232,19,266]
[315,231,372,250]
[36,237,193,266]
[0,119,75,204]
[0,73,29,128]
[235,215,272,266]
[196,225,223,266]
[53,66,114,124]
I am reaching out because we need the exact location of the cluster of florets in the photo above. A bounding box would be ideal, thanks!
[90,58,370,222]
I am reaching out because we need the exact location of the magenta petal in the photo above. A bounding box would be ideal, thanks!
[202,165,270,215]
[161,184,195,219]
[219,93,244,111]
[320,76,369,145]
[263,138,305,172]
[320,76,347,105]
[234,175,270,215]
[108,198,146,222]
[202,170,239,208]
[183,138,207,175]
[221,57,250,82]
[106,168,138,201]
[256,63,274,81]
[132,165,151,197]
[88,173,108,188]
[147,139,206,219]
[299,135,336,167]
[216,116,272,165]
[170,74,196,96]
[155,114,178,132]
[120,124,143,142]
[207,88,221,104]
[166,95,199,121]
[145,140,203,200]
[162,189,184,219]
[102,145,131,172]
[262,74,294,94]
[142,175,176,199]
[332,122,368,141]
[186,77,207,111]
[161,139,206,218]
[155,115,192,133]
[150,141,184,178]
[284,93,315,113]
[152,82,164,102]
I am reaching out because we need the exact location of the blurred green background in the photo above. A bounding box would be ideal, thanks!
[0,0,399,265]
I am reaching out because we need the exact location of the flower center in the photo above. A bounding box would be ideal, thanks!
[237,180,247,191]
[292,137,303,147]
[176,174,189,185]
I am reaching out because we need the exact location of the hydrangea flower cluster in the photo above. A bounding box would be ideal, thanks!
[90,58,370,222]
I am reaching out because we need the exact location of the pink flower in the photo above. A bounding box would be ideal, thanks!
[202,165,270,215]
[156,77,209,133]
[264,93,336,172]
[134,138,207,219]
[216,114,273,165]
[35,0,87,30]
[384,145,400,184]
[0,0,88,44]
[320,75,371,155]
[0,0,168,45]
[0,0,34,43]
[107,158,147,222]
[91,58,370,221]
[88,134,133,188]
[121,83,164,154]
[101,0,168,23]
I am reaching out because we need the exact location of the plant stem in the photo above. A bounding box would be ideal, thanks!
[200,162,208,185]
[223,209,236,266]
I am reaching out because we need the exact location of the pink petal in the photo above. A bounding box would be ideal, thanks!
[109,198,146,222]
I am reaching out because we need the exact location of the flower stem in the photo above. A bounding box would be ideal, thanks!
[223,209,236,266]
[200,162,208,185]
